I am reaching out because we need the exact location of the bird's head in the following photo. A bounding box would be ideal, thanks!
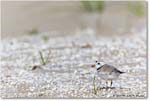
[91,61,105,69]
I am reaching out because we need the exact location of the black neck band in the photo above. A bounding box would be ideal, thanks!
[97,66,102,70]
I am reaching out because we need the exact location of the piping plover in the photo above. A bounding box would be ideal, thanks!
[91,61,125,88]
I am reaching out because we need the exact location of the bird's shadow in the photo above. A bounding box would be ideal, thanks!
[97,86,125,90]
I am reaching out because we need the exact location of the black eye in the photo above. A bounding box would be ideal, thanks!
[98,63,100,65]
[96,61,98,63]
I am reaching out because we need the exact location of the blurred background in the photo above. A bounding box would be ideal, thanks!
[1,1,146,39]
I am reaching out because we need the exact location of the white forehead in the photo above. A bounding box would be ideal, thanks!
[95,61,105,68]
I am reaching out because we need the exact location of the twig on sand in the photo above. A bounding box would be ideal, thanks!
[93,75,98,95]
[32,50,51,70]
[39,50,51,65]
[39,51,46,65]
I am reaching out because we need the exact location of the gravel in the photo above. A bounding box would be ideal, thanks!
[0,29,147,98]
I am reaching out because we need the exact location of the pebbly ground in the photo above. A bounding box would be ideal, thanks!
[0,29,147,98]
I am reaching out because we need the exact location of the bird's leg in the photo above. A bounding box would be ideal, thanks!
[110,80,113,88]
[106,80,112,89]
[106,80,109,89]
[106,81,108,88]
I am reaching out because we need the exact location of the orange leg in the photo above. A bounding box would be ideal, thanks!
[110,80,113,87]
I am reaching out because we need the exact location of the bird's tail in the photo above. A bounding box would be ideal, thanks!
[118,70,125,74]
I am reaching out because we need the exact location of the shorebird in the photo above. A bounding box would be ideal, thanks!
[91,61,125,88]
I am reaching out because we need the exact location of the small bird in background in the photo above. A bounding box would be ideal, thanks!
[91,61,125,88]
